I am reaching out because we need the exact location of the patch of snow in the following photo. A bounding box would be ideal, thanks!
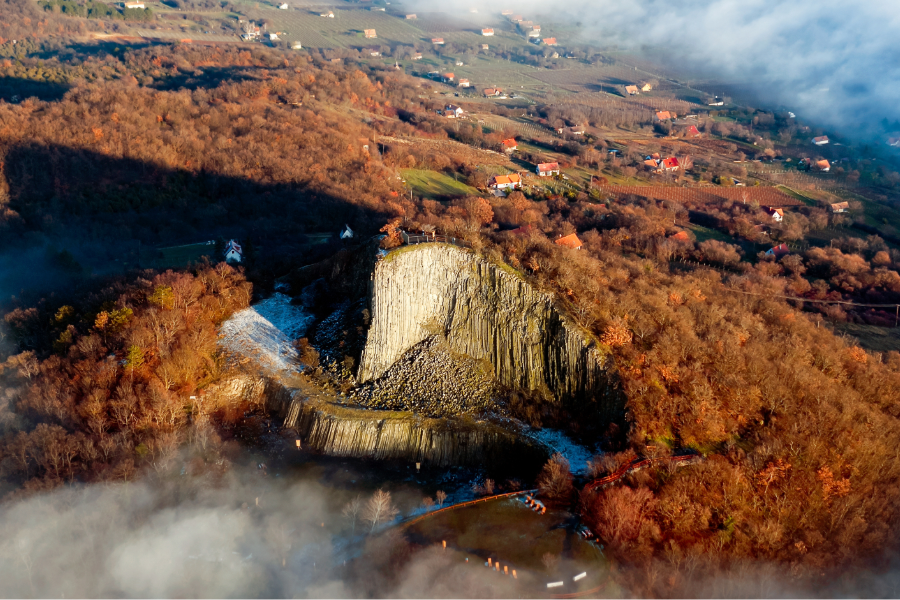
[219,293,315,376]
[525,428,597,475]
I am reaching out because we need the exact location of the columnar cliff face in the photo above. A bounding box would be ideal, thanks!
[358,244,620,415]
[207,375,546,470]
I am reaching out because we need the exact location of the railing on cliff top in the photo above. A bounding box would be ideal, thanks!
[400,230,472,249]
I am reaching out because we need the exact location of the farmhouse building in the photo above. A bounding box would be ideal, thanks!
[641,83,652,92]
[278,3,288,9]
[123,0,145,8]
[364,29,377,38]
[542,37,557,45]
[483,88,502,97]
[444,104,464,118]
[554,233,583,250]
[830,202,849,213]
[708,96,724,106]
[432,38,445,45]
[412,53,422,60]
[536,162,560,176]
[815,159,831,172]
[320,11,334,17]
[812,136,829,145]
[501,138,518,152]
[368,48,381,57]
[625,85,639,95]
[669,230,691,242]
[686,125,701,138]
[489,174,522,190]
[442,73,455,83]
[654,111,673,121]
[406,13,416,19]
[224,240,243,263]
[482,44,490,50]
[458,78,471,88]
[767,208,784,222]
[482,28,495,36]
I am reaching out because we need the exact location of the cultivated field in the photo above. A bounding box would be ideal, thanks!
[241,8,426,47]
[597,185,802,208]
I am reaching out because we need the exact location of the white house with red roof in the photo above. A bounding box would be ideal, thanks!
[224,240,243,263]
[536,162,560,176]
[482,28,495,36]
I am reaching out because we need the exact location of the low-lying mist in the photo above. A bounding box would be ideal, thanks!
[0,457,530,598]
[412,0,900,138]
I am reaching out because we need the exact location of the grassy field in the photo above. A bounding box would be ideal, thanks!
[142,241,216,269]
[686,222,736,243]
[833,322,900,353]
[401,169,479,199]
[776,184,819,207]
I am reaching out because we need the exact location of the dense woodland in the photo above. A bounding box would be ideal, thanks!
[1,5,900,596]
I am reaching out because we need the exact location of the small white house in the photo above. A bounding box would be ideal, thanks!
[445,104,464,118]
[341,224,354,239]
[812,136,830,146]
[268,32,280,41]
[536,162,560,176]
[224,240,243,263]
[123,0,145,8]
[278,3,288,9]
[767,207,784,222]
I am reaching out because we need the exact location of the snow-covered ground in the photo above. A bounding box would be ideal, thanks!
[218,293,315,376]
[525,428,598,476]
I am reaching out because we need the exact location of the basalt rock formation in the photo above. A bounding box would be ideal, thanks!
[207,374,546,472]
[358,244,622,421]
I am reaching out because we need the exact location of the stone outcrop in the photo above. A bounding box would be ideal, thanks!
[207,373,546,470]
[358,244,621,418]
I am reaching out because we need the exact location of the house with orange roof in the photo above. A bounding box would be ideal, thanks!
[661,157,680,172]
[767,207,784,222]
[654,111,673,121]
[364,29,377,38]
[405,13,417,19]
[669,231,690,242]
[489,173,522,190]
[554,233,583,250]
[625,85,639,95]
[432,38,445,45]
[830,202,849,213]
[483,88,501,97]
[482,28,495,36]
[442,73,455,83]
[812,136,829,145]
[501,138,518,152]
[542,37,557,46]
[536,162,560,176]
[815,159,830,172]
[458,78,471,88]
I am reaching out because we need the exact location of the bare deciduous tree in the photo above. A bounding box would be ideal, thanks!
[342,495,362,534]
[435,490,447,508]
[363,489,398,533]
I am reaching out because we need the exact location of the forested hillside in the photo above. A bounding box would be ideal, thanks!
[0,6,899,595]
